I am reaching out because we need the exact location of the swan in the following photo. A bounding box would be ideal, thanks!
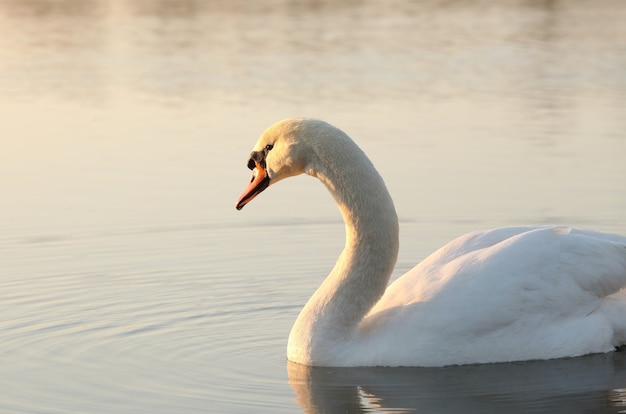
[235,118,626,367]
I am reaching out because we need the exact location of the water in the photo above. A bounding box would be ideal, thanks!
[1,0,626,412]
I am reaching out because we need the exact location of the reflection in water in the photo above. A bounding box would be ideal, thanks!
[289,353,626,413]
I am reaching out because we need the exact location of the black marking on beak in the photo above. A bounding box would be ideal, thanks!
[247,144,273,170]
[247,157,256,170]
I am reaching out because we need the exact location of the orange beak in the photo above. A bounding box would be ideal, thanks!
[236,162,270,210]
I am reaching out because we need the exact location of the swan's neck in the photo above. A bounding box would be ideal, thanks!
[288,137,399,365]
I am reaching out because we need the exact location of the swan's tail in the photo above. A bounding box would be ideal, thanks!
[603,290,626,348]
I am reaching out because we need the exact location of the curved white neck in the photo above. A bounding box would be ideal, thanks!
[287,136,399,365]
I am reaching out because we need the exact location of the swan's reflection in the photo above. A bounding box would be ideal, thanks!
[288,352,626,413]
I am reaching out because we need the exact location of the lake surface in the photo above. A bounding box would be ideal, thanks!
[2,0,626,412]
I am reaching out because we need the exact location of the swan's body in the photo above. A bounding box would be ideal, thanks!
[235,118,626,367]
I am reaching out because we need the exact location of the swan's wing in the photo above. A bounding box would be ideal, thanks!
[363,226,626,364]
[371,226,626,318]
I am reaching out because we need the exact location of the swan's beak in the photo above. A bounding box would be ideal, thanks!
[236,162,270,210]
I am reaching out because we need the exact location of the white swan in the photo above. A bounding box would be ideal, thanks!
[235,118,626,367]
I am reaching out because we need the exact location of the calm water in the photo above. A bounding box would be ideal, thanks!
[2,0,626,412]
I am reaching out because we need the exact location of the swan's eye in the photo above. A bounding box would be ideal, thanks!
[265,144,274,151]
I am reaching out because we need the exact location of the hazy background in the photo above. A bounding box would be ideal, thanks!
[1,0,626,412]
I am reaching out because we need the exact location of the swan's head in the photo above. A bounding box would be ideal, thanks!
[236,118,323,210]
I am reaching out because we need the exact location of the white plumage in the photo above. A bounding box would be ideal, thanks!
[236,118,626,367]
